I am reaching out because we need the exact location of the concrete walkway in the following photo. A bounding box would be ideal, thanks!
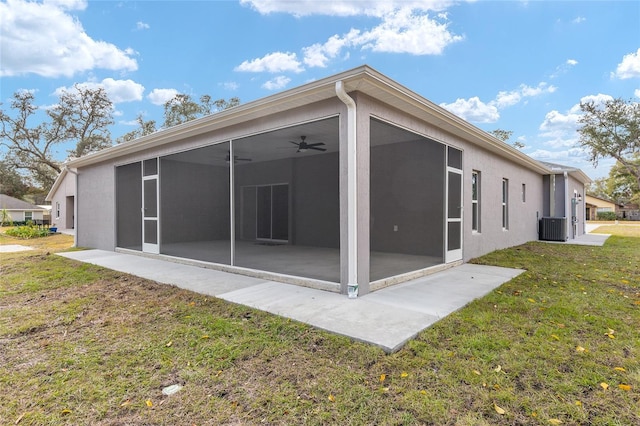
[59,250,522,352]
[539,224,611,247]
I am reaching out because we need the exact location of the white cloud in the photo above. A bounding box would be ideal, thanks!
[537,94,613,152]
[240,0,456,17]
[440,97,500,123]
[612,48,640,80]
[568,93,614,113]
[235,52,304,73]
[54,78,144,103]
[221,81,239,91]
[303,32,356,67]
[494,91,521,108]
[572,16,586,24]
[355,8,463,55]
[635,88,640,98]
[262,76,291,90]
[148,88,179,106]
[550,59,578,79]
[136,21,150,30]
[0,0,138,77]
[238,3,463,73]
[520,82,556,97]
[539,109,581,138]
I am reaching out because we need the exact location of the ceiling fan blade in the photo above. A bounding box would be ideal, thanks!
[309,146,327,151]
[307,142,325,147]
[236,157,252,162]
[289,141,300,146]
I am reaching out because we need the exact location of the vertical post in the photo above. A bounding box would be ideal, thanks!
[229,140,235,266]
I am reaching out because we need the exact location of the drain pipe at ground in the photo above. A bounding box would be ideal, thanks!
[335,81,358,299]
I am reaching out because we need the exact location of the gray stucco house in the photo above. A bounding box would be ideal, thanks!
[50,65,590,297]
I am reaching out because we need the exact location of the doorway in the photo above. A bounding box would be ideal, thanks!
[142,158,159,254]
[242,184,289,242]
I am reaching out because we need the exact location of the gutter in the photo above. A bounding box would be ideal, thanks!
[335,81,359,298]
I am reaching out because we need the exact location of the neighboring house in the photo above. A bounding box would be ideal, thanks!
[0,194,48,224]
[585,194,619,220]
[45,167,77,233]
[617,202,640,221]
[60,65,590,297]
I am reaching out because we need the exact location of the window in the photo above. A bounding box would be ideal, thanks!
[471,171,480,232]
[56,202,60,218]
[522,183,526,203]
[502,178,509,230]
[24,211,33,223]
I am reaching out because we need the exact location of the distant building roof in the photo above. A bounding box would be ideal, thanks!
[0,194,47,211]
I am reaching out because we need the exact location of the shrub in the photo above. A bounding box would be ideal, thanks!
[5,225,51,239]
[596,211,617,221]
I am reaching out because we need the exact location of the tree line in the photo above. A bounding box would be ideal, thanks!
[1,86,638,206]
[0,86,239,198]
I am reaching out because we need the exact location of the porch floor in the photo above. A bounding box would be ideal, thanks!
[160,240,442,283]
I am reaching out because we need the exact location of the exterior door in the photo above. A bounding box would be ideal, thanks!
[446,167,463,262]
[142,158,159,254]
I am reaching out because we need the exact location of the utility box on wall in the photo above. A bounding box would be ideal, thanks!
[539,217,567,242]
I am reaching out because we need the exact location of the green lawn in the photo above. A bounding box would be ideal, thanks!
[1,226,638,425]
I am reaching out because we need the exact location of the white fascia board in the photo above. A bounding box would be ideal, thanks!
[45,168,67,202]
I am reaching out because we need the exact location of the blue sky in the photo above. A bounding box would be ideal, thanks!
[1,0,639,180]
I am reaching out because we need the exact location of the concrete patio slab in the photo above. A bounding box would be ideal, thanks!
[60,250,267,295]
[59,249,524,352]
[0,244,33,253]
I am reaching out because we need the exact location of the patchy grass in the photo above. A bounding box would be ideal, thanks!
[1,227,75,252]
[0,227,638,425]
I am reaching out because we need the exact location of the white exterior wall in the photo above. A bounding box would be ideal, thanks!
[49,171,76,231]
[6,210,45,222]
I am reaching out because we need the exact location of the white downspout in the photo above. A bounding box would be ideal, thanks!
[229,140,235,266]
[64,166,78,248]
[564,171,571,239]
[335,81,358,298]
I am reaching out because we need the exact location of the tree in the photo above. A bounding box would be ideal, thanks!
[0,86,113,189]
[608,155,640,204]
[0,160,29,198]
[586,154,640,205]
[578,97,640,192]
[118,94,240,144]
[116,114,157,144]
[162,94,240,128]
[489,129,525,149]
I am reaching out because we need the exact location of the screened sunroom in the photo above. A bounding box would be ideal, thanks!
[114,114,457,292]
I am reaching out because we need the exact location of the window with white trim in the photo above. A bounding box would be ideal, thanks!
[24,211,33,223]
[56,202,60,218]
[502,178,509,230]
[472,171,480,232]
